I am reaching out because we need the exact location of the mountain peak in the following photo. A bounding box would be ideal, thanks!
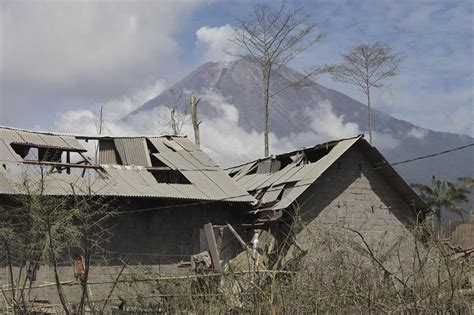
[124,59,473,184]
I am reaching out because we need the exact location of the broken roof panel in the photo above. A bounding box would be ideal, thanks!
[60,136,85,151]
[147,137,173,153]
[17,132,48,146]
[228,135,427,212]
[172,137,199,152]
[0,129,25,145]
[260,184,285,204]
[0,139,20,162]
[114,138,151,167]
[99,140,121,165]
[163,138,185,152]
[0,127,255,203]
[190,151,220,168]
[0,127,85,151]
[154,151,195,170]
[38,134,71,149]
[181,170,229,200]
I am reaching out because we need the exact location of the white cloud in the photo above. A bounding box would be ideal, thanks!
[305,100,360,139]
[100,79,167,122]
[371,132,400,150]
[407,127,428,140]
[53,88,366,167]
[0,1,206,126]
[195,25,238,63]
[54,79,166,135]
[290,1,473,137]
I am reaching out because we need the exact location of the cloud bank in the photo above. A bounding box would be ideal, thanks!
[0,1,205,127]
[194,25,238,63]
[54,87,396,167]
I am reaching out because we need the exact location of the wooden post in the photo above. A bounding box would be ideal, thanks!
[66,151,71,174]
[204,223,221,271]
[190,94,201,148]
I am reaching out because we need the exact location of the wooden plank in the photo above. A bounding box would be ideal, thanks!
[23,160,101,169]
[145,166,172,171]
[203,223,221,271]
[226,223,247,248]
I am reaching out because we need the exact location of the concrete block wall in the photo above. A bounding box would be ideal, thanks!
[106,198,249,265]
[292,146,418,259]
[0,198,252,312]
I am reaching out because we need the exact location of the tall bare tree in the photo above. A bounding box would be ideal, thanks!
[230,1,328,157]
[190,94,201,148]
[158,89,189,136]
[332,43,404,144]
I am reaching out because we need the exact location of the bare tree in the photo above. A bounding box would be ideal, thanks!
[158,89,189,136]
[190,94,202,148]
[230,1,328,157]
[94,105,106,164]
[71,187,116,314]
[332,43,404,144]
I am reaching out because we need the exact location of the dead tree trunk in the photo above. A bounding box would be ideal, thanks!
[367,89,372,145]
[263,65,271,157]
[170,108,178,136]
[190,95,201,148]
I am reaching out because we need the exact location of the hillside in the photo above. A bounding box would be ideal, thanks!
[125,59,473,184]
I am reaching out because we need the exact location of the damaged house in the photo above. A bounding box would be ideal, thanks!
[0,128,431,309]
[226,135,429,264]
[0,127,256,270]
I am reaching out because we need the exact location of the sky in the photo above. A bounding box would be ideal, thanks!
[0,0,473,142]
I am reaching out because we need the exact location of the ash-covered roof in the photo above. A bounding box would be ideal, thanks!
[0,126,255,203]
[227,135,427,212]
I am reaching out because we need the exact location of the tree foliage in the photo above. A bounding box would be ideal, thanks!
[411,176,471,221]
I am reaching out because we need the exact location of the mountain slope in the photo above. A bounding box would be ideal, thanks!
[125,59,473,184]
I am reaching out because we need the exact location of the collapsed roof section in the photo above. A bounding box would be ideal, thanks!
[0,127,255,203]
[227,135,427,212]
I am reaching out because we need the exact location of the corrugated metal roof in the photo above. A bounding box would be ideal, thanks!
[60,136,84,151]
[114,138,151,167]
[230,135,427,212]
[154,151,195,170]
[163,139,184,152]
[272,137,360,210]
[0,129,25,144]
[17,132,48,146]
[231,136,363,209]
[147,138,173,153]
[38,134,71,149]
[0,170,14,194]
[0,127,256,203]
[172,137,199,152]
[99,140,121,164]
[0,127,85,151]
[0,158,255,202]
[181,170,229,200]
[0,139,20,162]
[190,151,220,168]
[260,184,284,204]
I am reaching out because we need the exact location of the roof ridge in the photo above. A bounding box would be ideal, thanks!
[0,125,187,139]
